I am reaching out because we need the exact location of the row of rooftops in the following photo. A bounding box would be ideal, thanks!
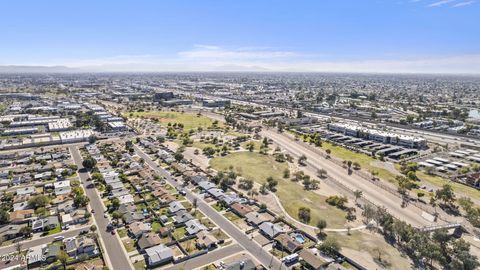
[329,122,426,143]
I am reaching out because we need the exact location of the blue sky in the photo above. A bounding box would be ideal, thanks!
[0,0,479,73]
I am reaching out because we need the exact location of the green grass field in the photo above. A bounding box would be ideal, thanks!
[321,141,398,184]
[124,111,222,130]
[191,141,219,150]
[416,170,480,201]
[210,152,348,228]
[240,140,263,151]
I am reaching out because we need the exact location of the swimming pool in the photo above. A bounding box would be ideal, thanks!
[292,233,306,244]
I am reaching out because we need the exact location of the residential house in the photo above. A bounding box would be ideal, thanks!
[185,219,206,235]
[137,232,162,251]
[298,248,330,270]
[173,210,193,225]
[274,233,303,253]
[168,201,186,213]
[196,230,217,249]
[111,188,130,198]
[128,222,151,238]
[124,211,145,224]
[198,181,216,191]
[259,222,283,239]
[145,244,173,267]
[44,244,61,263]
[31,216,59,232]
[208,188,225,200]
[12,201,28,211]
[189,175,209,185]
[230,203,253,217]
[27,244,46,267]
[159,193,176,204]
[118,194,135,204]
[54,180,71,195]
[9,209,34,224]
[0,224,22,240]
[62,209,87,226]
[245,212,272,227]
[57,199,75,214]
[222,193,241,205]
[64,236,98,258]
[225,259,257,270]
[16,186,35,196]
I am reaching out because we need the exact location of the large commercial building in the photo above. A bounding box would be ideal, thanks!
[202,99,231,107]
[328,122,427,149]
[154,91,174,101]
[48,119,73,132]
[9,116,61,127]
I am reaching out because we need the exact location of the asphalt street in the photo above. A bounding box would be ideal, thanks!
[69,146,133,270]
[163,244,243,270]
[0,225,89,255]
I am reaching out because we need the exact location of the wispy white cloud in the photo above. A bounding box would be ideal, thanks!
[427,0,456,7]
[452,0,475,7]
[193,44,221,50]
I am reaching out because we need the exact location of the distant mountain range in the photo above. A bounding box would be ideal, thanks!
[0,65,80,73]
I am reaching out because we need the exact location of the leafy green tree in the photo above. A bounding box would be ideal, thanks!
[435,184,456,206]
[316,219,327,236]
[298,207,311,223]
[57,250,69,270]
[319,237,341,257]
[28,195,50,209]
[82,156,97,170]
[0,210,8,225]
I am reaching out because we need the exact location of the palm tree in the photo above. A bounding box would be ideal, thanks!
[353,190,363,204]
[430,196,438,220]
[15,242,22,256]
[57,250,69,270]
[192,198,198,214]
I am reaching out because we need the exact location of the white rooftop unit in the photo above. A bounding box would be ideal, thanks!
[436,166,447,172]
[467,156,480,163]
[425,159,443,166]
[449,152,465,158]
[418,161,434,168]
[445,164,458,170]
[452,162,469,167]
[433,157,449,163]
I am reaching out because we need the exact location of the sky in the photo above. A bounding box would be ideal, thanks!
[0,0,479,73]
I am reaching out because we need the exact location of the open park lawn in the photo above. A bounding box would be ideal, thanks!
[124,111,222,130]
[210,152,348,228]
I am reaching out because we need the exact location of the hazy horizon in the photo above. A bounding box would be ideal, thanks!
[1,0,479,74]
